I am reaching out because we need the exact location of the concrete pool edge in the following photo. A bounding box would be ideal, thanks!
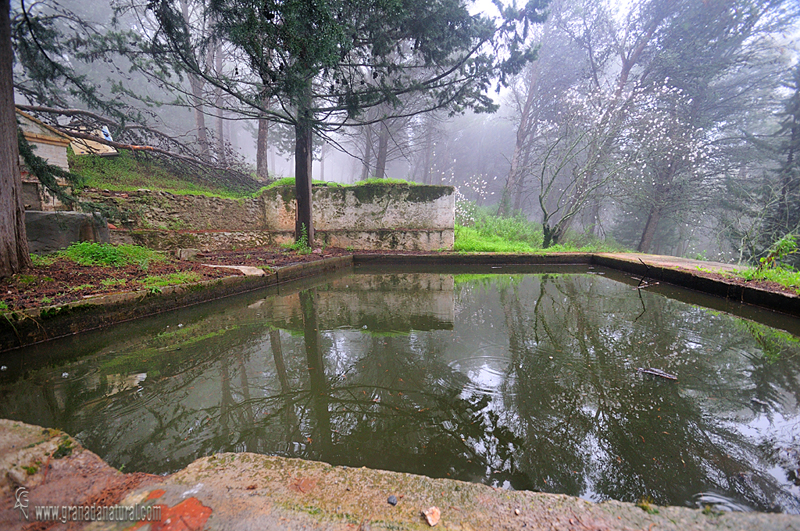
[1,252,798,352]
[1,419,798,531]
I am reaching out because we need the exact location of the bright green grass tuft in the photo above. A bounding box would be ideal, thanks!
[454,225,539,253]
[57,242,166,269]
[734,266,800,294]
[266,177,340,189]
[140,271,201,288]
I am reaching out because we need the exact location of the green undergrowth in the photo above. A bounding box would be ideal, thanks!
[455,225,539,253]
[454,223,627,254]
[56,242,166,269]
[454,203,627,254]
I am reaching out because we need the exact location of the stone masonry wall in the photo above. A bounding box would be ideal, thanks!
[83,183,454,251]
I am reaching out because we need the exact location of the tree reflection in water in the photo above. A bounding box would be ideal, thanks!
[0,271,798,513]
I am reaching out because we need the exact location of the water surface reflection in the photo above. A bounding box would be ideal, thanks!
[1,270,799,513]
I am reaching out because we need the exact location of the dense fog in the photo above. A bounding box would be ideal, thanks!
[9,0,800,261]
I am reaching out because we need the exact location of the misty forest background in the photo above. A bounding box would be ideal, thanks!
[10,0,800,264]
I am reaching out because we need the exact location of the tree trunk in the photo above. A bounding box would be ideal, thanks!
[213,44,226,165]
[189,76,210,158]
[422,118,434,184]
[360,125,372,181]
[374,121,389,179]
[295,89,315,246]
[513,145,532,212]
[179,0,209,158]
[256,97,270,181]
[0,0,31,278]
[319,141,326,182]
[501,50,542,217]
[637,205,662,253]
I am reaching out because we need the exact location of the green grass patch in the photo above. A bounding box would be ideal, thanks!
[70,284,94,291]
[453,202,628,254]
[30,254,56,267]
[266,177,341,189]
[0,301,7,311]
[69,150,253,199]
[57,242,166,269]
[354,178,414,186]
[733,266,800,294]
[101,278,128,287]
[454,225,539,253]
[266,177,414,189]
[140,271,201,288]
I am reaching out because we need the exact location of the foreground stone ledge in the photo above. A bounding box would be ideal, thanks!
[0,420,797,531]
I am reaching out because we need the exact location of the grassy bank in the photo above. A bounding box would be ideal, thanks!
[454,204,627,254]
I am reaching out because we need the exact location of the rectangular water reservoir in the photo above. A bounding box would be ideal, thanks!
[1,266,798,514]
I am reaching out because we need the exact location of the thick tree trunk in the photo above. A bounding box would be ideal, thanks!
[295,95,315,246]
[189,76,210,157]
[637,205,662,253]
[374,121,389,179]
[0,0,31,278]
[256,98,270,181]
[513,146,532,212]
[501,57,541,217]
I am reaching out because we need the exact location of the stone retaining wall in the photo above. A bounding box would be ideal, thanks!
[84,183,454,251]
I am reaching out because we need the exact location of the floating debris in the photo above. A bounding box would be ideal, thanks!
[423,506,440,526]
[637,368,677,380]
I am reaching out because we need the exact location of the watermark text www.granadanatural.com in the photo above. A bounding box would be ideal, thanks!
[14,487,162,523]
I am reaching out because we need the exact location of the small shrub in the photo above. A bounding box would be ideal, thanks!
[282,224,312,255]
[759,234,797,270]
[636,497,659,515]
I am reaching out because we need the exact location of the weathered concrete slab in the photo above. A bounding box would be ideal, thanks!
[0,420,798,531]
[203,264,268,276]
[26,211,110,253]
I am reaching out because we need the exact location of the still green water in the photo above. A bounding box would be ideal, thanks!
[1,266,799,513]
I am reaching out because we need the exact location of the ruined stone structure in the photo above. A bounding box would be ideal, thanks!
[85,183,455,251]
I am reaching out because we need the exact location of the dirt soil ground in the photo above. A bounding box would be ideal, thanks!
[0,247,796,312]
